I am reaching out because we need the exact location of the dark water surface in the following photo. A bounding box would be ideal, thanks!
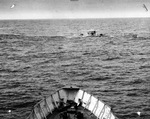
[0,18,150,119]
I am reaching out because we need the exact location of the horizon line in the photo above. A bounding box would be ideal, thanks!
[0,16,150,20]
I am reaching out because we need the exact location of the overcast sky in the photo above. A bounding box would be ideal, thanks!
[0,0,150,19]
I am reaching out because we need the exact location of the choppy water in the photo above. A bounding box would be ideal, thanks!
[0,18,150,119]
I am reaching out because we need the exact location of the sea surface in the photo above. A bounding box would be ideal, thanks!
[0,18,150,119]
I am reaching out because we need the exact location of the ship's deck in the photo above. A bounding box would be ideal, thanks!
[47,100,96,119]
[47,106,97,119]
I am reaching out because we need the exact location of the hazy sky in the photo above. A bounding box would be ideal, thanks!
[0,0,150,19]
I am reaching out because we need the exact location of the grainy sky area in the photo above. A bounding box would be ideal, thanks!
[0,0,150,19]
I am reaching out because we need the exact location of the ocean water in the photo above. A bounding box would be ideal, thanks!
[0,18,150,119]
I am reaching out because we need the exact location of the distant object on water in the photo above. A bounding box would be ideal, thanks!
[26,86,118,119]
[87,30,97,36]
[99,33,104,37]
[87,30,105,37]
[79,33,84,36]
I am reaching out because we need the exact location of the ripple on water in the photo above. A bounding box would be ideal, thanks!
[0,21,150,119]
